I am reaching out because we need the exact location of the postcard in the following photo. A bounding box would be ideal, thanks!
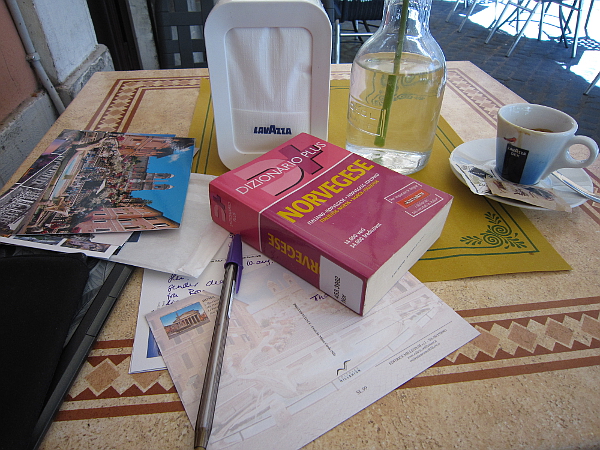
[0,231,131,259]
[145,245,479,450]
[129,238,261,373]
[0,129,194,236]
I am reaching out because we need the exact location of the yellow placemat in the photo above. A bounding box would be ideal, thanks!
[189,79,571,282]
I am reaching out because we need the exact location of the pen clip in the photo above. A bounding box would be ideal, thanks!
[226,234,243,293]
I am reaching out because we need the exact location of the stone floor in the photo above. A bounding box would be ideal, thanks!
[337,0,600,146]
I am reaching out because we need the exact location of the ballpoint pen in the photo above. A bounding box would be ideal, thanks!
[194,234,243,450]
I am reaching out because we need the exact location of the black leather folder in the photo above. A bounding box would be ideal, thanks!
[0,245,133,450]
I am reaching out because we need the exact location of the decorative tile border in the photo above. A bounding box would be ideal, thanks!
[55,296,600,420]
[86,76,206,132]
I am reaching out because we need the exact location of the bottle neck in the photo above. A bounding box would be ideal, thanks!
[352,0,444,64]
[381,0,432,36]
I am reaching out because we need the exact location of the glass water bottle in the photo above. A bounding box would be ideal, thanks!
[346,0,446,175]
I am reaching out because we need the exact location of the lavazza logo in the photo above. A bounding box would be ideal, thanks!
[253,125,292,135]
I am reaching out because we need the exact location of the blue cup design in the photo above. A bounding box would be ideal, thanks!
[496,104,598,185]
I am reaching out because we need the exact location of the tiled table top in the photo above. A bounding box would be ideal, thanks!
[6,63,598,450]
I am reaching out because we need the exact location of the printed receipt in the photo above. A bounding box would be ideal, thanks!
[140,239,479,450]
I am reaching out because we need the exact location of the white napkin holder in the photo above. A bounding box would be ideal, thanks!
[205,0,332,169]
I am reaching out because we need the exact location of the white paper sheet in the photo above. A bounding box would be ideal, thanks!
[144,244,480,449]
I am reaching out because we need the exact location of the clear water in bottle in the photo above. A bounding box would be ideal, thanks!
[346,51,445,175]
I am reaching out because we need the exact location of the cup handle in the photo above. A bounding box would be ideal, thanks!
[548,135,599,174]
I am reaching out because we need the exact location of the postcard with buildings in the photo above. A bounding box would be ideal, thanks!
[0,129,195,236]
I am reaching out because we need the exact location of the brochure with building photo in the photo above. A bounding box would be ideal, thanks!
[0,129,194,236]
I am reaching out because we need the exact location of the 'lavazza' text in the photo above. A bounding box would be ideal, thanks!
[254,125,292,135]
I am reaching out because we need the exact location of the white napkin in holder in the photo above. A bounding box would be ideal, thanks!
[205,0,332,169]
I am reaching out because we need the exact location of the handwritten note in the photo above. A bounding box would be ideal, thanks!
[164,274,204,305]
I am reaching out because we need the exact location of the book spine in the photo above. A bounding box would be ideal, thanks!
[258,214,367,314]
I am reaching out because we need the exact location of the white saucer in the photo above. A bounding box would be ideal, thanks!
[449,138,595,210]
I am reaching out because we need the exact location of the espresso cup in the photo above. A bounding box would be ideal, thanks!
[495,104,599,185]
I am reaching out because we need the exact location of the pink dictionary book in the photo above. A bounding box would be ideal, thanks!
[209,133,452,315]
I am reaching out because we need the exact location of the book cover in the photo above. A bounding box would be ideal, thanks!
[0,130,194,236]
[209,133,453,314]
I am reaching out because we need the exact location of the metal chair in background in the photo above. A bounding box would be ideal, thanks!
[446,0,500,32]
[538,0,585,56]
[584,70,600,95]
[149,0,214,69]
[332,0,385,63]
[484,0,585,57]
